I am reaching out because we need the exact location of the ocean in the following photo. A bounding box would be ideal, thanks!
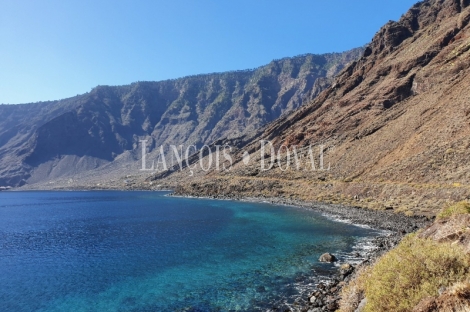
[0,191,380,311]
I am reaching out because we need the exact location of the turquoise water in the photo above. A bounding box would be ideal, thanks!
[0,191,379,311]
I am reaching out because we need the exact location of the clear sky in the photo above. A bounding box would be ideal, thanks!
[0,0,418,104]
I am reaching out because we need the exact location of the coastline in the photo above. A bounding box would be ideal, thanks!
[169,192,433,311]
[169,192,431,233]
[4,188,433,311]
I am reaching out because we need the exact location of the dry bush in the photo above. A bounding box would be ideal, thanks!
[361,235,470,312]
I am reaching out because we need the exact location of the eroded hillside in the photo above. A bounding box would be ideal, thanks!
[160,0,470,216]
[0,49,362,187]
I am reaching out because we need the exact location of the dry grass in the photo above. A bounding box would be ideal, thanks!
[339,234,470,312]
[448,280,470,298]
[437,201,470,219]
[415,281,470,312]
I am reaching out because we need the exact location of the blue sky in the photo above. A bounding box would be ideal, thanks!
[0,0,418,104]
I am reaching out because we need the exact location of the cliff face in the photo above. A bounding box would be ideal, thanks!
[0,49,362,187]
[167,0,470,215]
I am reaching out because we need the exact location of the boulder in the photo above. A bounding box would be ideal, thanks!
[340,263,355,278]
[319,253,337,262]
[326,301,339,311]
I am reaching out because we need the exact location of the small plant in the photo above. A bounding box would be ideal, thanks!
[437,201,470,219]
[404,210,414,217]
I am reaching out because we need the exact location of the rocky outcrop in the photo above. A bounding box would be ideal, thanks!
[419,214,470,252]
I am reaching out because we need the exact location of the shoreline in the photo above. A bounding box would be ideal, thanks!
[169,192,433,311]
[169,192,432,233]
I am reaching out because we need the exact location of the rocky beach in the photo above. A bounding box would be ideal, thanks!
[168,193,432,311]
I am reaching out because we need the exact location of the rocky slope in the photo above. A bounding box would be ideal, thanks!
[0,49,363,187]
[156,0,470,216]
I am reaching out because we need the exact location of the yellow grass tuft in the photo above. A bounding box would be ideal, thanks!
[437,201,470,219]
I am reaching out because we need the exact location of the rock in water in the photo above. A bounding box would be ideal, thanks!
[319,253,337,262]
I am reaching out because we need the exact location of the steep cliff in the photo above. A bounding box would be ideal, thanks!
[0,49,362,186]
[166,0,470,215]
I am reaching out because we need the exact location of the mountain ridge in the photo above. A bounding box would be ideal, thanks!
[0,48,363,187]
[155,0,470,216]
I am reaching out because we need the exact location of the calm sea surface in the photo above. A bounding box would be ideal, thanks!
[0,191,380,311]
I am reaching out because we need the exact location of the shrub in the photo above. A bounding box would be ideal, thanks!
[361,235,470,312]
[437,201,470,219]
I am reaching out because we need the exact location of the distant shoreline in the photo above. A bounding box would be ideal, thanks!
[8,186,432,232]
[7,185,432,232]
[169,192,431,232]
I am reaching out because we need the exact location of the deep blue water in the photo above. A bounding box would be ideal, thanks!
[0,191,380,311]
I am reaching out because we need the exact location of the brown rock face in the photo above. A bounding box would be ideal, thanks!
[166,0,470,215]
[419,214,470,252]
